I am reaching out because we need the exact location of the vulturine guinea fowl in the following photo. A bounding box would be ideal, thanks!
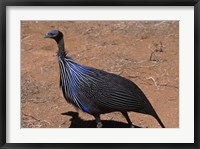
[44,29,165,128]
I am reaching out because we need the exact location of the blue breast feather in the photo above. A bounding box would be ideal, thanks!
[64,61,94,113]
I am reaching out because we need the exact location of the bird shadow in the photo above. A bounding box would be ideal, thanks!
[61,111,141,128]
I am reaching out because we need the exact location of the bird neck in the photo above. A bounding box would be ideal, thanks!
[57,38,66,58]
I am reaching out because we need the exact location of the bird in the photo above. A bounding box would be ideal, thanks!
[44,29,165,128]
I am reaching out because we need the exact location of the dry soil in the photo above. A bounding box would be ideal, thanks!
[21,21,179,128]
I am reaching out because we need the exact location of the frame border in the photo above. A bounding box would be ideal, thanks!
[1,0,199,149]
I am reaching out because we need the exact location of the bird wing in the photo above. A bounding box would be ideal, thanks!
[90,71,146,112]
[95,84,145,112]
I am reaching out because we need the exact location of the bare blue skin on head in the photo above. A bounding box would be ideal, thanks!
[44,30,59,38]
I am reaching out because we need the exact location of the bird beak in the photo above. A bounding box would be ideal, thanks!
[44,33,50,38]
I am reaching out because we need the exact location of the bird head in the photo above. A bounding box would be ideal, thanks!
[44,30,63,43]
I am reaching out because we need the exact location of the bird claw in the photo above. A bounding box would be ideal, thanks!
[97,122,103,128]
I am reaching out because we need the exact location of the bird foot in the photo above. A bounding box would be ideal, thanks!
[97,122,103,128]
[131,125,135,128]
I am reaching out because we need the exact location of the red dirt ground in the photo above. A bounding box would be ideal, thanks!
[21,21,179,128]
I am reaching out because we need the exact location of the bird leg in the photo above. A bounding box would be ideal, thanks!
[121,112,135,128]
[94,115,103,128]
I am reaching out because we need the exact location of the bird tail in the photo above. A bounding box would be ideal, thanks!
[145,103,165,128]
[153,111,165,128]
